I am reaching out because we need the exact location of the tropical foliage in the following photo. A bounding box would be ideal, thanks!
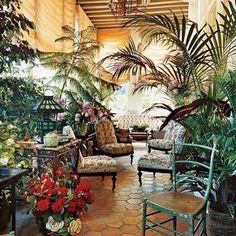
[99,0,236,217]
[0,0,36,73]
[99,1,236,105]
[40,25,118,108]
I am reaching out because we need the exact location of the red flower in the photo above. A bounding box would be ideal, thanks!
[46,188,57,196]
[42,179,54,190]
[34,186,42,195]
[77,198,85,209]
[51,197,66,213]
[37,199,50,212]
[70,172,79,181]
[77,181,91,192]
[58,186,68,197]
[40,174,52,183]
[55,169,65,179]
[67,200,77,213]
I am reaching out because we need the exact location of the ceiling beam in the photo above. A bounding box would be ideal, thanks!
[87,10,188,19]
[84,3,188,14]
[78,0,188,4]
[80,1,188,9]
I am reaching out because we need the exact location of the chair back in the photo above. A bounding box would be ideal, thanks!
[172,142,218,201]
[95,119,117,147]
[164,121,186,143]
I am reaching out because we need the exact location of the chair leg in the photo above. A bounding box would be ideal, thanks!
[142,200,147,236]
[102,175,105,181]
[148,146,151,153]
[170,172,173,181]
[130,153,134,164]
[189,218,194,236]
[153,172,156,177]
[138,170,142,185]
[112,174,117,191]
[173,216,177,236]
[202,208,207,236]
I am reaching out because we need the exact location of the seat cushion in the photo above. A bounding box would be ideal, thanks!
[78,155,117,173]
[148,139,172,150]
[138,152,171,169]
[100,143,134,155]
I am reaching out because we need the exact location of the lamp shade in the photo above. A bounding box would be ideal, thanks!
[32,95,64,114]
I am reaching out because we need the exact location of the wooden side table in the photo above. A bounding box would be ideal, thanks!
[0,168,29,232]
[130,130,151,145]
[20,139,79,173]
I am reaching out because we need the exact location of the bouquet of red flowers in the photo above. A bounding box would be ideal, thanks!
[25,169,94,236]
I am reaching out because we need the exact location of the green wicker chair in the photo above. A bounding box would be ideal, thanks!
[142,142,218,236]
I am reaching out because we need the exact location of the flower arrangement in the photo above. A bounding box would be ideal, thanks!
[74,103,103,124]
[25,169,94,236]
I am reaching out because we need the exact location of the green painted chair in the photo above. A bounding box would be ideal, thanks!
[142,142,218,236]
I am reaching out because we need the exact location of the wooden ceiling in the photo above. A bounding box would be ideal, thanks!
[77,0,189,29]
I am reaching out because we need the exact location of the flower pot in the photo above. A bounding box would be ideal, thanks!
[208,203,236,236]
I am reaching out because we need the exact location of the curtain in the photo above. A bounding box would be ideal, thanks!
[97,28,131,84]
[20,0,94,52]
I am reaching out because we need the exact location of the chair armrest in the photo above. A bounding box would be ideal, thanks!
[115,128,132,143]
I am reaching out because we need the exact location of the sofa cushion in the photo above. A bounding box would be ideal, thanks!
[77,155,117,173]
[138,152,171,169]
[100,143,134,155]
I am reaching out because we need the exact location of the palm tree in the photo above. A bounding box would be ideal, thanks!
[99,1,236,105]
[40,25,118,106]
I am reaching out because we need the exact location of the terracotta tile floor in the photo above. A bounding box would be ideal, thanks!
[15,142,190,236]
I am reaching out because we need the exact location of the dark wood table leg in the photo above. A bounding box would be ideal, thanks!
[52,152,59,175]
[11,183,16,232]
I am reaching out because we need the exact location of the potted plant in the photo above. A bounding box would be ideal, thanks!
[130,124,148,132]
[25,168,94,236]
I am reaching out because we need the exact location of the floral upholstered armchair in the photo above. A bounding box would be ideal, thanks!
[147,121,185,153]
[95,119,134,164]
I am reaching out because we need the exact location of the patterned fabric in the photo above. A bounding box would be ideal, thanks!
[148,121,185,150]
[148,139,172,150]
[117,115,163,130]
[138,152,171,169]
[100,143,134,155]
[164,121,186,142]
[95,119,117,147]
[78,155,117,173]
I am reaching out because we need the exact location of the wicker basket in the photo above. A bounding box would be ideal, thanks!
[208,205,236,236]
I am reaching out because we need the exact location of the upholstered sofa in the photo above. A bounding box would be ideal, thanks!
[116,115,163,130]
